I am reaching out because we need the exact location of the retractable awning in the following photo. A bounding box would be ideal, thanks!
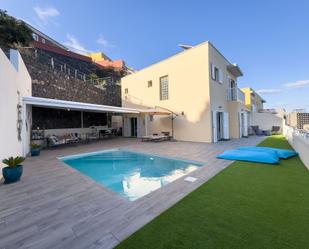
[138,108,171,115]
[23,96,140,114]
[23,96,173,115]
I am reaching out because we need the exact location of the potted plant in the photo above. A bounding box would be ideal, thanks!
[30,143,41,156]
[2,156,25,184]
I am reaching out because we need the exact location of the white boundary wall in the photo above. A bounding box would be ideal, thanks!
[0,49,32,174]
[283,125,309,169]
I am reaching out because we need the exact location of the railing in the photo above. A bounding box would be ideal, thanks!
[10,47,121,87]
[227,88,245,103]
[283,125,309,169]
[84,76,121,88]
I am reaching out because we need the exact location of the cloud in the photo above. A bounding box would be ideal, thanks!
[284,80,309,89]
[33,6,59,23]
[97,35,109,47]
[256,88,282,94]
[96,34,115,49]
[63,34,90,55]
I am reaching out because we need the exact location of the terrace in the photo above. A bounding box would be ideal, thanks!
[0,136,264,249]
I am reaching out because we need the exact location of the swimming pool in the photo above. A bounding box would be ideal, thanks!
[60,149,204,201]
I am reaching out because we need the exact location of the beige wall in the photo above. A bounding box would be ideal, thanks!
[122,42,212,142]
[0,49,32,173]
[208,45,245,139]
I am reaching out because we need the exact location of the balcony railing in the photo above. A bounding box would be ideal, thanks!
[227,88,245,103]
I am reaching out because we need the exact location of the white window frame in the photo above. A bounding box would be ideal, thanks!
[159,75,169,101]
[211,64,223,83]
[32,33,39,41]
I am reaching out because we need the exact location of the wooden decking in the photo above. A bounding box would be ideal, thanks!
[0,136,265,249]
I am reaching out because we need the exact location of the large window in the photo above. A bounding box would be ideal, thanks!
[160,75,169,100]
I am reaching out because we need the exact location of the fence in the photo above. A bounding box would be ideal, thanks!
[227,88,245,103]
[283,124,309,169]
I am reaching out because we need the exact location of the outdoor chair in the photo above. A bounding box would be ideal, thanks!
[251,126,263,136]
[271,126,281,134]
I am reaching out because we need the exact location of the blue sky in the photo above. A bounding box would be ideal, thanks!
[1,0,309,111]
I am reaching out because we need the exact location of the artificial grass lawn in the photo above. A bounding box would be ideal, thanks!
[116,135,309,249]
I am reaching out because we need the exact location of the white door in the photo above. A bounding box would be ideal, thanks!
[223,112,229,139]
[123,116,131,137]
[239,112,243,138]
[243,112,248,137]
[212,111,218,143]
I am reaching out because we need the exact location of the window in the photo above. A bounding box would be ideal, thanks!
[211,64,223,83]
[147,80,153,87]
[227,77,237,101]
[41,38,46,44]
[160,75,169,100]
[124,88,128,94]
[149,115,154,122]
[32,33,39,41]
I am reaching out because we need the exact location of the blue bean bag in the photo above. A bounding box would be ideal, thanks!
[216,149,279,164]
[238,146,298,159]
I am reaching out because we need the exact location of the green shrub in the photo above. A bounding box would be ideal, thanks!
[2,156,25,167]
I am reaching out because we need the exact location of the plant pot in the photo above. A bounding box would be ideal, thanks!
[31,148,41,157]
[2,165,23,184]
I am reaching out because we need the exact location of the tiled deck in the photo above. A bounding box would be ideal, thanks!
[0,136,265,249]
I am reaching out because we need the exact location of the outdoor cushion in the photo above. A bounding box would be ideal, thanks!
[238,146,298,159]
[216,149,279,164]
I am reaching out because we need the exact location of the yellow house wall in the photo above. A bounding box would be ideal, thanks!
[121,42,213,143]
[241,87,265,111]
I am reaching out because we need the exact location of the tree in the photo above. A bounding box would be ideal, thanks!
[0,9,33,48]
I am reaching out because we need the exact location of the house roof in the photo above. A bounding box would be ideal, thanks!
[123,41,243,79]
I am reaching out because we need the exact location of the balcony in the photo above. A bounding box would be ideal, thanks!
[227,88,245,103]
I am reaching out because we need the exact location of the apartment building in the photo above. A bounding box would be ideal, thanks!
[287,112,309,129]
[121,41,248,143]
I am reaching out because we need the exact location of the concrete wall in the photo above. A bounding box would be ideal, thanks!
[283,125,309,169]
[0,49,32,173]
[122,42,212,142]
[251,112,282,130]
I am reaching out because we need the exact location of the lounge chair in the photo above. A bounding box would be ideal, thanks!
[47,135,66,147]
[142,134,171,142]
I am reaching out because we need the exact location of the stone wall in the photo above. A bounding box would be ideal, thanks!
[20,48,121,106]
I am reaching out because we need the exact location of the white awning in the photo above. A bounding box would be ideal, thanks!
[23,96,140,114]
[138,108,171,115]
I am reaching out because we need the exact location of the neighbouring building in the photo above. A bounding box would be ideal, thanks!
[121,41,248,143]
[287,112,309,129]
[240,88,283,131]
[90,52,126,72]
[241,87,266,112]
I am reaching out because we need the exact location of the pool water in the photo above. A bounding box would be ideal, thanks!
[60,149,204,201]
